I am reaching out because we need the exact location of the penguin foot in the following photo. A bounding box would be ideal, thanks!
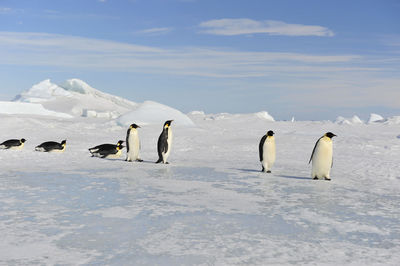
[165,162,169,164]
[324,177,331,181]
[136,159,143,162]
[266,170,271,173]
[261,166,265,172]
[313,177,319,180]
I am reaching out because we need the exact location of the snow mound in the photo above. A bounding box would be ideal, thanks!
[196,111,275,122]
[368,113,385,124]
[116,101,195,127]
[0,101,72,118]
[385,116,400,125]
[335,115,364,125]
[188,111,205,116]
[254,111,275,121]
[13,79,137,118]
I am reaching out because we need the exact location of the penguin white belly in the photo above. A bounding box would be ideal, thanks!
[105,149,122,159]
[262,139,276,171]
[127,131,140,161]
[50,148,65,153]
[9,143,24,150]
[312,140,333,179]
[162,129,173,163]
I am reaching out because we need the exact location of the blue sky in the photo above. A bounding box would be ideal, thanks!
[0,0,399,120]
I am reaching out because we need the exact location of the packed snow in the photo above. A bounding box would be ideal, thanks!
[1,83,400,265]
[0,101,72,118]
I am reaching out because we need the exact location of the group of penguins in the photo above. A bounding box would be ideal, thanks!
[0,119,336,180]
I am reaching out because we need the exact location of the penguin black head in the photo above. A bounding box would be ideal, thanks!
[117,140,124,146]
[61,140,67,145]
[325,132,337,139]
[164,120,173,128]
[21,138,26,143]
[130,124,140,129]
[267,130,274,136]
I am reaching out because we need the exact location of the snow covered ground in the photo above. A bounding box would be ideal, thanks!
[1,110,400,265]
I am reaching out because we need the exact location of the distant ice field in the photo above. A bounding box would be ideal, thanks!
[1,112,399,265]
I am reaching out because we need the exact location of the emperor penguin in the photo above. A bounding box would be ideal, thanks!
[259,130,276,173]
[89,140,124,159]
[309,132,337,181]
[156,120,173,164]
[0,138,26,150]
[126,124,143,162]
[35,140,66,152]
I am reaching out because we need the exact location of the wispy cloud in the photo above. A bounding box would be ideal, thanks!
[0,7,12,14]
[0,31,354,76]
[135,27,173,36]
[199,18,334,37]
[0,31,398,110]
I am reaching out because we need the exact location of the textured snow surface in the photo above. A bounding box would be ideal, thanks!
[1,113,400,265]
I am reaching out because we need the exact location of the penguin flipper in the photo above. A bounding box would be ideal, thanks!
[309,137,321,164]
[157,130,168,162]
[259,135,267,162]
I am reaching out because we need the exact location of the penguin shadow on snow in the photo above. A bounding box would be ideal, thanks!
[233,168,311,180]
[275,175,311,181]
[235,168,264,174]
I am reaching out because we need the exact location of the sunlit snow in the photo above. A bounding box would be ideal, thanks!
[1,81,399,265]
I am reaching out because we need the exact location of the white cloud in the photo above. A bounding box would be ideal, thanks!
[199,18,334,37]
[136,27,173,35]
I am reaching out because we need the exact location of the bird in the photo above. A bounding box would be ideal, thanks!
[89,140,125,159]
[126,123,142,162]
[156,120,173,164]
[309,132,337,180]
[0,138,26,150]
[35,140,67,152]
[259,130,276,173]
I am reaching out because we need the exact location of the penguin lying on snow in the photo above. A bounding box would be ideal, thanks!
[309,132,337,181]
[259,130,276,173]
[0,138,26,150]
[35,140,67,152]
[89,140,124,159]
[126,124,142,162]
[156,120,173,164]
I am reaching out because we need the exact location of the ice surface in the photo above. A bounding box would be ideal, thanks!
[1,112,400,265]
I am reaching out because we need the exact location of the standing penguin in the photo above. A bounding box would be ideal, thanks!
[0,138,26,150]
[259,130,276,173]
[126,123,142,162]
[35,140,66,152]
[309,132,337,180]
[156,120,173,164]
